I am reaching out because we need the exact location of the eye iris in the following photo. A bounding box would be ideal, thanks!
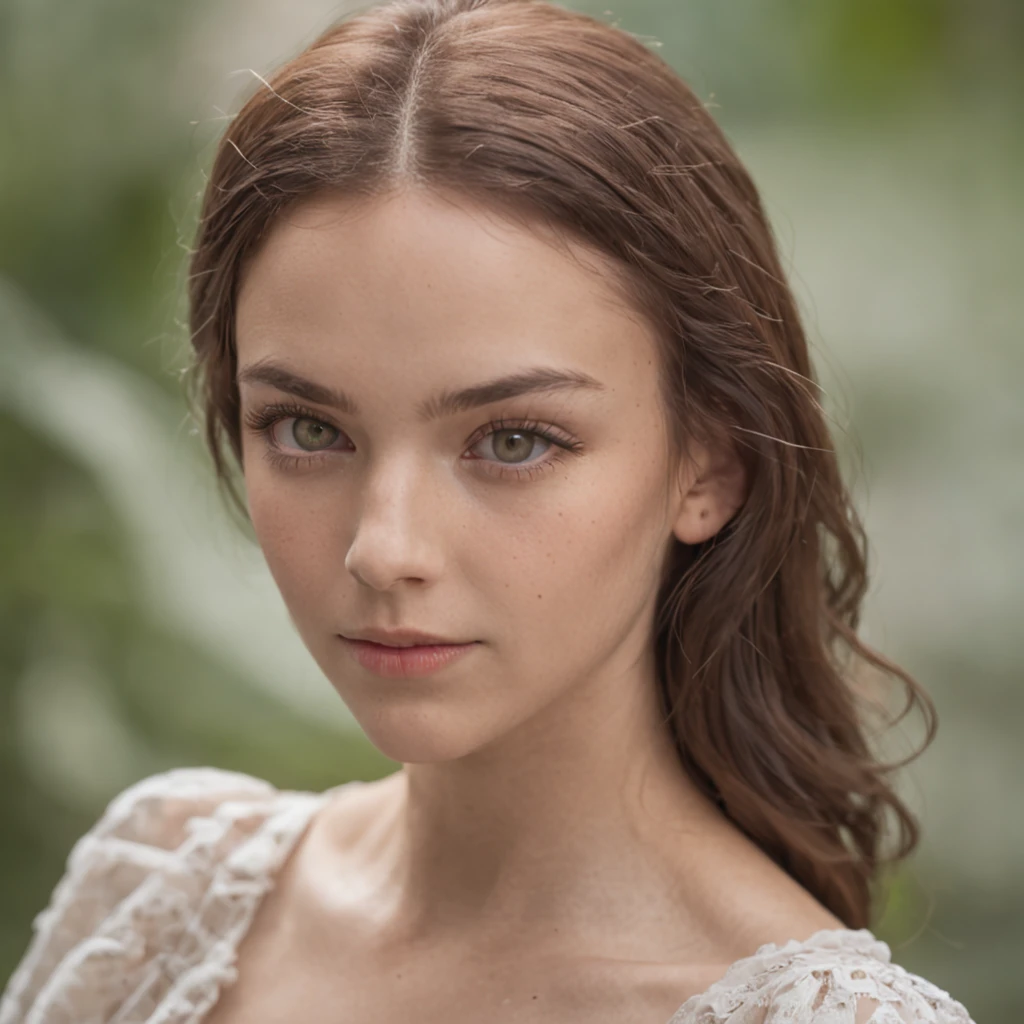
[293,418,336,450]
[494,429,534,464]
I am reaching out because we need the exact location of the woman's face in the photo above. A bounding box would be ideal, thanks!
[235,188,710,764]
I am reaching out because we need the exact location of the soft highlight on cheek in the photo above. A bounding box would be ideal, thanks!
[244,473,350,624]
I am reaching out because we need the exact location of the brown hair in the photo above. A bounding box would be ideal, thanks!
[184,0,936,928]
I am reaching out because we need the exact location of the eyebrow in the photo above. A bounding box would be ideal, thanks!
[235,358,606,421]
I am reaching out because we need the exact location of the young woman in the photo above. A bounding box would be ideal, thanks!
[0,0,977,1021]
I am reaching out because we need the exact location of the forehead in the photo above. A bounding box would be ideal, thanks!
[235,187,658,393]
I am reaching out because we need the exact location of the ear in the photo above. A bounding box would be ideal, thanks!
[671,439,747,546]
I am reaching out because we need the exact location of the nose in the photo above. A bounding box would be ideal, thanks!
[343,454,444,591]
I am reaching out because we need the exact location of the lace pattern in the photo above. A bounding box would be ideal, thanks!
[0,769,334,1024]
[0,768,977,1024]
[667,929,975,1023]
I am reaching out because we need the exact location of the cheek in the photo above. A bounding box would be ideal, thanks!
[244,473,342,613]
[480,448,670,645]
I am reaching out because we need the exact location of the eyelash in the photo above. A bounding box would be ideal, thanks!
[241,400,585,482]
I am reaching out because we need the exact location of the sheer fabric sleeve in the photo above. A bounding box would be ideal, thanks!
[668,929,977,1024]
[0,767,278,1024]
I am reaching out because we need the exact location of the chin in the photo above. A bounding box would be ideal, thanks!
[340,701,498,765]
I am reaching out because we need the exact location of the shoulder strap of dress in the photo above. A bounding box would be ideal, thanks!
[666,928,977,1024]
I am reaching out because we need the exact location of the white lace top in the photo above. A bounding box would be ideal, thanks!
[0,767,976,1024]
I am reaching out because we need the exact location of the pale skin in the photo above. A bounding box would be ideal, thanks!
[205,187,843,1024]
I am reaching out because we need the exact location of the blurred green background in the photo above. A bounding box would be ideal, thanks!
[0,0,1020,1018]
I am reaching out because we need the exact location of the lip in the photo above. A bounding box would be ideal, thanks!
[342,627,466,647]
[339,636,479,678]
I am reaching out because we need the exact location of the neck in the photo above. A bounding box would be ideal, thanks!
[361,654,731,958]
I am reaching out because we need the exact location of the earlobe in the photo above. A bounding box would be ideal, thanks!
[672,442,747,546]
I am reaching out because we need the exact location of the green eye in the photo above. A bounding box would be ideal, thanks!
[465,417,585,482]
[291,418,339,451]
[487,428,546,464]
